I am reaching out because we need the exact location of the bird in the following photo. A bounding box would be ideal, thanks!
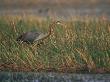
[16,21,61,44]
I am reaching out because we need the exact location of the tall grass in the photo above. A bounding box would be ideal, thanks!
[0,16,110,73]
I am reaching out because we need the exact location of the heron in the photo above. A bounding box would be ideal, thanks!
[16,21,62,44]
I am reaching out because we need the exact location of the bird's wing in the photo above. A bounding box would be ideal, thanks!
[16,32,27,41]
[34,33,48,41]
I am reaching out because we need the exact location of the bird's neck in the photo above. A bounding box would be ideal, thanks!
[48,22,55,36]
[38,22,55,41]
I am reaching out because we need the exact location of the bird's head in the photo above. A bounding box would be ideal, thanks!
[55,21,61,25]
[51,21,64,27]
[48,20,64,34]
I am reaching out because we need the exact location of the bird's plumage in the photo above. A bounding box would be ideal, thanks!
[16,21,61,44]
[17,31,41,44]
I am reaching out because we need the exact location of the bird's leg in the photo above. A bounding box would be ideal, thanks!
[40,41,44,45]
[29,44,37,55]
[37,41,44,46]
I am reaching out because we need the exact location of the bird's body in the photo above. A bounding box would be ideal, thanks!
[17,31,40,43]
[16,21,61,44]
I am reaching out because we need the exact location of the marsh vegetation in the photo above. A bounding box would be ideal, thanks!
[0,16,110,73]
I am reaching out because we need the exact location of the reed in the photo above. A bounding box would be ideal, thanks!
[0,16,110,73]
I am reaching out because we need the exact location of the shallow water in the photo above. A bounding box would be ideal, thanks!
[0,1,110,20]
[0,72,110,82]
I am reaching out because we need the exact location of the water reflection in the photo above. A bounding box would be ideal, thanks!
[0,72,110,82]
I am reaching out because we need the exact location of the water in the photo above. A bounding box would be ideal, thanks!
[0,1,110,20]
[0,72,110,82]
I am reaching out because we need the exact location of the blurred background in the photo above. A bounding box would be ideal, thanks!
[0,0,110,20]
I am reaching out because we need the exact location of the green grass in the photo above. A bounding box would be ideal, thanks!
[0,16,110,73]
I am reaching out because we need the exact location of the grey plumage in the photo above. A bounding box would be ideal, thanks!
[17,31,41,44]
[16,21,62,44]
